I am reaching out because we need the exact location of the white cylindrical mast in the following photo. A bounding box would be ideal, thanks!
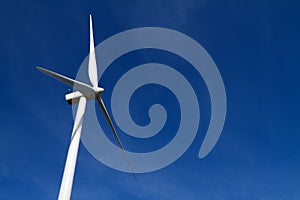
[58,97,87,200]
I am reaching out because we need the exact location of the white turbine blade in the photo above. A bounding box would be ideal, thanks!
[36,66,95,97]
[58,97,87,200]
[88,15,98,88]
[96,97,138,182]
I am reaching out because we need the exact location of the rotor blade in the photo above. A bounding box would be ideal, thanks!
[88,15,98,88]
[36,66,95,97]
[96,97,138,183]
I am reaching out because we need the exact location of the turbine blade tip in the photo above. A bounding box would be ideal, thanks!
[36,66,44,72]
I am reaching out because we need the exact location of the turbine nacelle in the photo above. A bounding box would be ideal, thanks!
[65,87,104,105]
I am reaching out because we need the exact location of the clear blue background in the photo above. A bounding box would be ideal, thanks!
[0,0,299,199]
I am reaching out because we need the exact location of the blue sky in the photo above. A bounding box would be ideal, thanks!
[1,0,300,199]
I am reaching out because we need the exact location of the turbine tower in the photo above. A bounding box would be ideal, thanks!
[37,15,135,200]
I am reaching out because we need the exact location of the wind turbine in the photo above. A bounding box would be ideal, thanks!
[37,15,135,200]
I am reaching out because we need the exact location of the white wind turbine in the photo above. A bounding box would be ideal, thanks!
[37,15,136,200]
